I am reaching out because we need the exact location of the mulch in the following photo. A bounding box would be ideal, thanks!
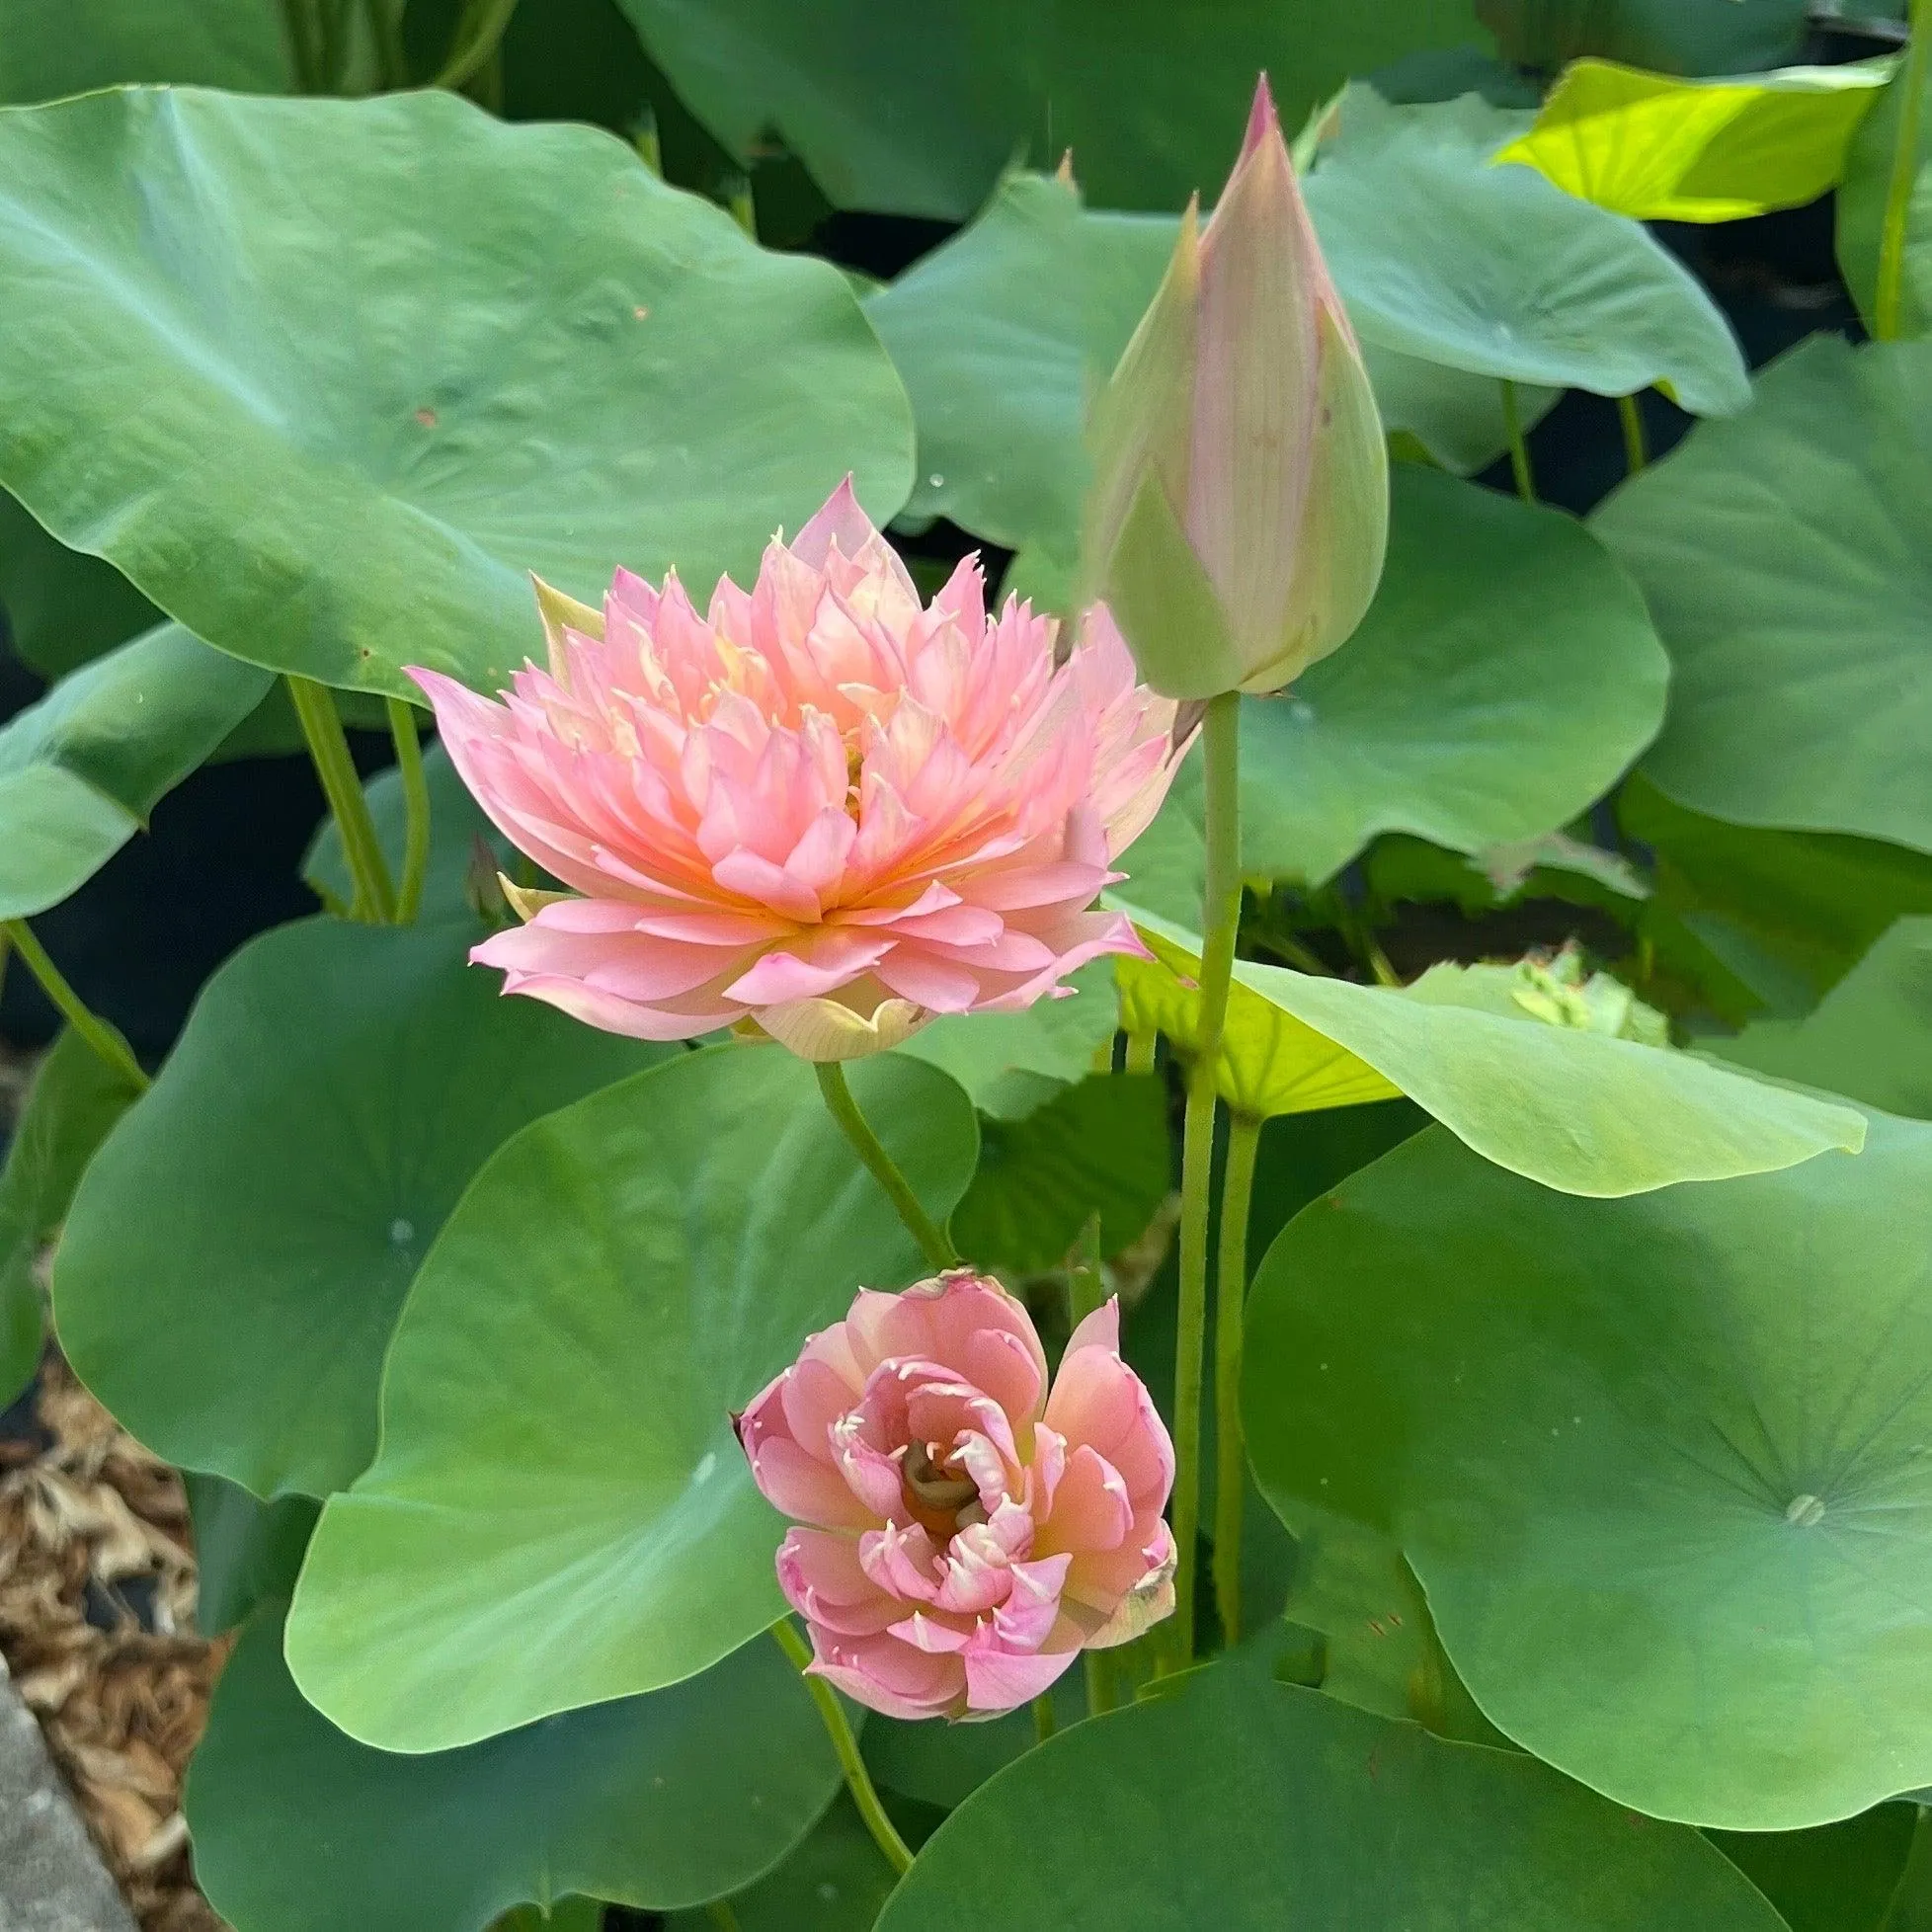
[1,1033,228,1931]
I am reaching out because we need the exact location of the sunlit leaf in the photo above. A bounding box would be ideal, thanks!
[1494,57,1892,222]
[1119,907,1863,1193]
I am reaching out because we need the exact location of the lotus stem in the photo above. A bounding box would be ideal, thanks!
[386,697,432,925]
[1209,1113,1262,1648]
[814,1061,957,1272]
[1169,690,1243,1664]
[1618,393,1648,477]
[1499,379,1537,504]
[1031,1693,1057,1743]
[287,676,396,924]
[435,0,522,91]
[2,923,148,1093]
[1878,0,1930,341]
[361,0,410,90]
[1123,1029,1158,1077]
[771,1619,913,1877]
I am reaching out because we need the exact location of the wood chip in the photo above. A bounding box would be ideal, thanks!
[0,1353,229,1932]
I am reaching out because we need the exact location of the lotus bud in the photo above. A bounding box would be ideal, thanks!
[1085,75,1390,700]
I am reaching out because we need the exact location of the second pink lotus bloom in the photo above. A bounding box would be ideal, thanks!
[409,481,1190,1060]
[738,1271,1175,1720]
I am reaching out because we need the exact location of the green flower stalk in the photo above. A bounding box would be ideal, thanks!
[1085,76,1393,1660]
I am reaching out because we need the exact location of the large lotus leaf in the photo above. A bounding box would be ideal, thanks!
[190,1607,845,1929]
[1597,335,1932,852]
[1622,774,1932,1016]
[897,957,1118,1113]
[0,489,160,681]
[950,1072,1170,1273]
[864,173,1173,557]
[1247,464,1667,885]
[1129,467,1667,896]
[0,622,273,921]
[0,1026,143,1407]
[1304,91,1749,412]
[1118,907,1864,1193]
[863,1672,1087,1816]
[1477,0,1811,77]
[877,1665,1785,1931]
[0,86,914,701]
[55,917,669,1499]
[617,0,1489,219]
[1245,1111,1932,1827]
[1494,57,1893,221]
[1360,341,1561,476]
[1839,42,1932,337]
[283,1047,977,1750]
[665,1796,898,1932]
[1713,918,1932,1118]
[869,179,1562,579]
[1267,1499,1504,1745]
[182,1472,320,1638]
[1712,1808,1919,1932]
[0,0,290,103]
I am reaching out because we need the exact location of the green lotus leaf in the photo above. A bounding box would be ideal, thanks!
[876,1664,1785,1929]
[0,622,272,921]
[897,957,1118,1113]
[55,916,669,1497]
[665,1795,898,1932]
[1712,917,1932,1118]
[1119,906,1859,1191]
[283,1046,977,1750]
[1595,334,1932,854]
[1245,1110,1932,1827]
[0,489,159,682]
[0,1025,143,1407]
[1304,90,1750,411]
[1477,0,1811,78]
[0,86,913,700]
[0,0,290,104]
[616,0,1489,218]
[190,1607,845,1928]
[950,1072,1170,1273]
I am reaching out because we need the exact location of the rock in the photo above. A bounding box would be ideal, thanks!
[0,1657,136,1932]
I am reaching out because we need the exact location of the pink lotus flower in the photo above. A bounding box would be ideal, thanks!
[409,482,1190,1059]
[737,1271,1176,1720]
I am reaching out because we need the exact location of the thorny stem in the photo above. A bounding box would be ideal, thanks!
[1169,691,1243,1664]
[770,1620,914,1877]
[386,697,432,925]
[1209,1113,1262,1648]
[1499,378,1537,504]
[287,676,395,924]
[815,1061,958,1272]
[1031,1693,1057,1744]
[2,923,148,1093]
[1878,0,1931,341]
[1123,1029,1159,1077]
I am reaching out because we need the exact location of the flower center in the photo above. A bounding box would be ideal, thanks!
[902,1437,978,1515]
